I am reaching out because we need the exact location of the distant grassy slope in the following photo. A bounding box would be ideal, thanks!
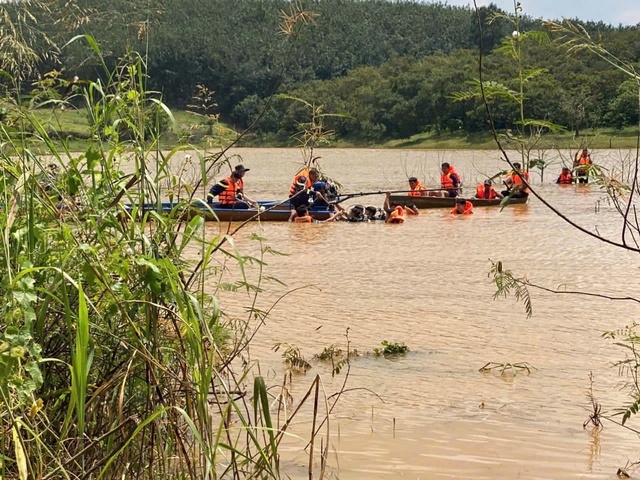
[12,107,640,150]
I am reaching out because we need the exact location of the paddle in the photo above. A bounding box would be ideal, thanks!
[332,189,455,204]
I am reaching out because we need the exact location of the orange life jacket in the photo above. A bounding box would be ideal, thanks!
[577,154,591,166]
[475,185,497,199]
[451,201,473,215]
[508,170,530,194]
[293,215,313,223]
[441,167,459,190]
[217,177,243,205]
[290,169,313,197]
[388,206,405,223]
[409,181,428,197]
[558,172,572,184]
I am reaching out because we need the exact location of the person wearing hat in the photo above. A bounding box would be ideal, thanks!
[475,179,503,200]
[207,164,257,209]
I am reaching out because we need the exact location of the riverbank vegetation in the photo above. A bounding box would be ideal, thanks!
[2,0,639,150]
[0,1,357,478]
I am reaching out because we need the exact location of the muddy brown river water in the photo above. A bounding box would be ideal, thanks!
[183,148,640,479]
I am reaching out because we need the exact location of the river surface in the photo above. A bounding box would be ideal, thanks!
[187,148,640,479]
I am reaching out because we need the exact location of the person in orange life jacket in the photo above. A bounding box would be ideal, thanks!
[431,162,461,198]
[573,148,592,184]
[556,167,573,185]
[501,162,530,198]
[475,179,503,200]
[289,167,329,209]
[207,164,256,209]
[451,198,473,215]
[383,192,418,223]
[408,177,428,197]
[288,204,345,223]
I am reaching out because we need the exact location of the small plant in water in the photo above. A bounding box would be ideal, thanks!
[374,340,410,356]
[273,342,311,372]
[480,361,536,376]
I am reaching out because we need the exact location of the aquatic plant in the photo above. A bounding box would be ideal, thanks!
[374,340,410,356]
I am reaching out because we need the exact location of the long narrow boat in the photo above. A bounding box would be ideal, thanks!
[127,201,336,222]
[388,194,528,209]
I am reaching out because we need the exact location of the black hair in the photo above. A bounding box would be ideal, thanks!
[455,198,466,205]
[441,162,450,168]
[295,205,308,216]
[408,177,418,183]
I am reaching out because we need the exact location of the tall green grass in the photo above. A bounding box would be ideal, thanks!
[0,30,340,479]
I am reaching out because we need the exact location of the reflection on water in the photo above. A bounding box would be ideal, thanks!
[185,148,640,479]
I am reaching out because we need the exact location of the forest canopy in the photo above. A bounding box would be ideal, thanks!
[4,0,640,143]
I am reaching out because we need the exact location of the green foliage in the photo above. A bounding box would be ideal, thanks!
[489,261,533,318]
[374,340,409,357]
[273,342,312,372]
[0,24,342,479]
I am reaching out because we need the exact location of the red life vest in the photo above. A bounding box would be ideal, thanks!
[441,166,459,190]
[558,172,572,184]
[294,215,313,223]
[475,185,497,199]
[409,181,428,197]
[290,169,313,197]
[451,201,473,215]
[217,177,243,205]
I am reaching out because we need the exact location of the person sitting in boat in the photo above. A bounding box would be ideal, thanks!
[408,177,428,197]
[207,164,256,209]
[556,167,573,185]
[475,179,503,200]
[430,162,461,198]
[289,167,330,209]
[501,162,530,198]
[364,205,386,221]
[573,148,592,184]
[451,198,473,215]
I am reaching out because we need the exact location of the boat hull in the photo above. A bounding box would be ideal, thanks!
[128,201,335,222]
[388,195,528,209]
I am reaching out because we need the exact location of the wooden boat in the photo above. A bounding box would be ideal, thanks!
[388,194,528,209]
[126,201,336,222]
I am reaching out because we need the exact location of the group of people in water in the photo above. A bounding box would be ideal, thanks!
[207,149,593,223]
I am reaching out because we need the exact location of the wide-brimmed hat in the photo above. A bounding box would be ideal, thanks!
[234,164,250,173]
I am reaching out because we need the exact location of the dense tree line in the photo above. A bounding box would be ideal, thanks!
[6,0,640,142]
